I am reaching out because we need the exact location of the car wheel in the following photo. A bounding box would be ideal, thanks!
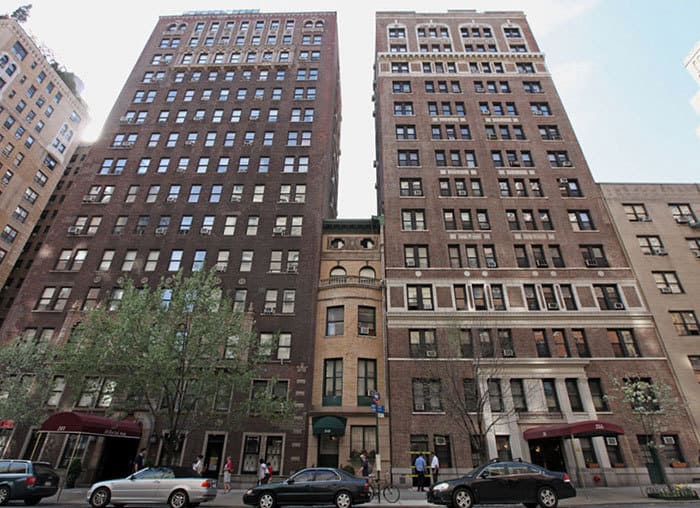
[258,492,275,508]
[90,487,111,508]
[23,498,41,506]
[452,488,473,508]
[0,485,10,507]
[334,490,352,508]
[537,486,558,508]
[168,490,189,508]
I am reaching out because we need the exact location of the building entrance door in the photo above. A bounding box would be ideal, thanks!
[204,434,226,479]
[529,438,566,472]
[317,435,339,467]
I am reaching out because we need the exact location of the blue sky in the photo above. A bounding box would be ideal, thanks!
[19,0,700,218]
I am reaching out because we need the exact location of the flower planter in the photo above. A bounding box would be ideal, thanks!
[612,463,625,468]
[670,461,688,468]
[586,463,599,469]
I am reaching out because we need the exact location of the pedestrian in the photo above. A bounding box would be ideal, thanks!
[192,455,205,476]
[258,458,269,485]
[360,454,370,477]
[267,461,273,483]
[133,448,146,473]
[430,452,440,485]
[415,453,427,491]
[223,456,233,493]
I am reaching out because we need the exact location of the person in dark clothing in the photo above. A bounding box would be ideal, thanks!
[133,448,146,473]
[360,454,370,477]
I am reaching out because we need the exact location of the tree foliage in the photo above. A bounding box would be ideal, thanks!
[10,4,32,22]
[0,336,55,427]
[426,326,524,467]
[55,269,295,462]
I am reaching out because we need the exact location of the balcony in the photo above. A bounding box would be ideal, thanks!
[319,276,382,288]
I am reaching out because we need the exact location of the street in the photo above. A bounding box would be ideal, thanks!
[7,502,700,508]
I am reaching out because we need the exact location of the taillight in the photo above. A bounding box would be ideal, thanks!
[201,480,211,488]
[562,473,570,482]
[363,482,370,491]
[25,476,36,486]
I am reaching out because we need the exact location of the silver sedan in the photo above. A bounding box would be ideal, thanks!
[87,466,217,508]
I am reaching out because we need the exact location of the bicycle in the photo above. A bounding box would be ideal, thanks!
[367,472,400,503]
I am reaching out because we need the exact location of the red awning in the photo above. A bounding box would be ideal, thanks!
[41,412,141,439]
[523,420,624,441]
[0,419,14,429]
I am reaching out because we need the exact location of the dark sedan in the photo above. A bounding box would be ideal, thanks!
[427,460,576,508]
[243,467,371,508]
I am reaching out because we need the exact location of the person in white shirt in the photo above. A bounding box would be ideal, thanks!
[258,458,269,485]
[430,452,440,484]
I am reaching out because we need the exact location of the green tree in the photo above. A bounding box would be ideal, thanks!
[0,335,55,428]
[10,4,32,22]
[612,377,684,487]
[56,269,294,463]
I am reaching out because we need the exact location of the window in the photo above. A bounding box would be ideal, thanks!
[623,204,650,222]
[402,209,426,230]
[510,379,527,412]
[488,379,504,412]
[326,306,344,336]
[542,379,560,412]
[404,245,429,268]
[580,244,609,267]
[569,210,595,231]
[594,284,624,310]
[534,329,550,357]
[565,379,584,412]
[560,329,585,358]
[669,203,696,224]
[323,359,343,406]
[358,306,376,336]
[357,359,377,406]
[588,379,609,412]
[609,329,640,357]
[637,235,665,256]
[412,379,442,412]
[77,378,116,408]
[407,285,433,310]
[670,311,699,335]
[653,272,683,294]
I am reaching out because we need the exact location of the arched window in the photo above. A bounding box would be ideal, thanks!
[359,267,376,280]
[330,266,346,280]
[167,23,177,32]
[304,20,314,29]
[360,238,375,249]
[315,21,325,29]
[329,238,345,249]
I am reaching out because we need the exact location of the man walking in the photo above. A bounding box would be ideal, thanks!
[415,453,427,491]
[430,452,440,485]
[133,448,146,473]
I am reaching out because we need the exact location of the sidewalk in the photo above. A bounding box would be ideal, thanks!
[46,484,700,506]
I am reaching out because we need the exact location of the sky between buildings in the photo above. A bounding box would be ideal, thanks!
[17,0,700,219]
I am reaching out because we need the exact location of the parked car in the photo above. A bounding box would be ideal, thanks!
[0,459,59,505]
[427,459,576,508]
[87,466,217,508]
[243,467,371,508]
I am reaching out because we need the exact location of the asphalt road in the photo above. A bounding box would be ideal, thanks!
[6,503,700,508]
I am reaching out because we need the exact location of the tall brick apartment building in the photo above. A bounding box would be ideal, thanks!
[0,18,88,289]
[373,10,698,486]
[0,10,341,484]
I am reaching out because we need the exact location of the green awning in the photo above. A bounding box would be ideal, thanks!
[312,416,347,436]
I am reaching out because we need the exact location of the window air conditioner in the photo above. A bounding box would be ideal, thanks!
[662,436,675,445]
[200,227,212,235]
[660,287,672,294]
[535,259,548,268]
[613,302,625,310]
[456,190,467,196]
[425,350,437,357]
[547,302,559,310]
[359,326,370,335]
[584,259,598,267]
[215,263,228,272]
[155,227,168,235]
[606,437,618,446]
[653,248,668,256]
[502,349,514,357]
[167,196,177,203]
[486,260,497,268]
[262,307,274,315]
[68,226,81,234]
[561,161,573,167]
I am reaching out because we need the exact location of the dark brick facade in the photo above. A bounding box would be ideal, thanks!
[0,10,341,485]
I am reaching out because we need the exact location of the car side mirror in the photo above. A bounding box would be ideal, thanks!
[286,479,295,485]
[479,471,490,479]
[130,477,136,481]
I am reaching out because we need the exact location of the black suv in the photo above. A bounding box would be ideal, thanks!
[0,460,59,505]
[427,459,576,508]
